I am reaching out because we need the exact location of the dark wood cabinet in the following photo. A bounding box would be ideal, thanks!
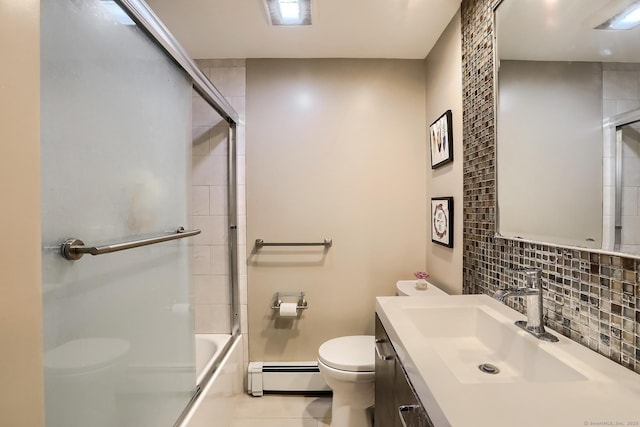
[375,314,433,427]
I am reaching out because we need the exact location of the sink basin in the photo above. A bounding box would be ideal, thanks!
[404,306,586,383]
[375,294,640,427]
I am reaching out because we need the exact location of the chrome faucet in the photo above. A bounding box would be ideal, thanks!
[494,268,558,342]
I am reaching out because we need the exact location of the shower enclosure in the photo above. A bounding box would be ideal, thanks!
[40,0,239,425]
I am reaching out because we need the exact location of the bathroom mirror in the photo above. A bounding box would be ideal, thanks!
[495,0,640,256]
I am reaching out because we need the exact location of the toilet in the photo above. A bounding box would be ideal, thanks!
[318,335,375,427]
[395,279,448,296]
[317,280,449,427]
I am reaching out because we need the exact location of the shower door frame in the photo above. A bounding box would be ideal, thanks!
[113,0,241,424]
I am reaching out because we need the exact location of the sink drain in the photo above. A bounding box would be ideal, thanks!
[478,363,500,374]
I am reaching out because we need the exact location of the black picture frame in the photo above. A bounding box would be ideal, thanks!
[429,110,453,169]
[431,197,453,248]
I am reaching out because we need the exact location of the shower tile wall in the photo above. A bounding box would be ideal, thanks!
[461,0,640,374]
[192,59,247,337]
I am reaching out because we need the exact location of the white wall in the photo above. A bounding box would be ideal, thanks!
[424,10,463,295]
[497,60,603,248]
[246,59,427,361]
[0,0,44,424]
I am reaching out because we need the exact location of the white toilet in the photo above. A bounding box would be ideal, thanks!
[318,335,375,427]
[395,279,448,296]
[317,280,448,427]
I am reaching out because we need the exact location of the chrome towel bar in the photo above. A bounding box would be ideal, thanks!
[60,227,201,261]
[255,238,332,249]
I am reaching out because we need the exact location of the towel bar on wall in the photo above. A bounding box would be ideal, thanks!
[255,238,332,249]
[60,227,201,261]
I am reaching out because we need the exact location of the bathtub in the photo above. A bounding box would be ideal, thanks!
[195,334,232,385]
[180,333,244,427]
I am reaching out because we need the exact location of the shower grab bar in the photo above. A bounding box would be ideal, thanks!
[60,227,201,261]
[254,238,332,249]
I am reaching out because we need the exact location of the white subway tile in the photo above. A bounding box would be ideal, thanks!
[622,155,640,186]
[192,155,227,185]
[192,245,212,274]
[229,96,246,118]
[622,186,639,216]
[603,71,639,100]
[211,305,232,333]
[210,185,228,216]
[194,275,230,305]
[191,215,228,245]
[194,305,214,333]
[211,244,230,275]
[617,100,640,114]
[210,126,229,157]
[603,100,617,119]
[192,127,210,156]
[192,186,210,216]
[210,67,246,97]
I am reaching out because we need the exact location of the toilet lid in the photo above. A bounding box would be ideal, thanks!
[318,335,374,372]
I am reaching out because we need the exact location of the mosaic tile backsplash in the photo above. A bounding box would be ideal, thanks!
[461,0,640,374]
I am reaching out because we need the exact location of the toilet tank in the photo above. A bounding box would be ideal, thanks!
[395,280,448,296]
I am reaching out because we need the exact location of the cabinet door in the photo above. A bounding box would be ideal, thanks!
[375,314,435,427]
[375,315,397,427]
[395,362,434,427]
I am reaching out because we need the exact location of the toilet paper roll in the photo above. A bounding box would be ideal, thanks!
[279,302,298,317]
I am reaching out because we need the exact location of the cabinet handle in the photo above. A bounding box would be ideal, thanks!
[374,339,393,361]
[398,405,421,427]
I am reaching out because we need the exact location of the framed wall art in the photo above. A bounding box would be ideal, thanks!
[429,110,453,169]
[431,197,453,248]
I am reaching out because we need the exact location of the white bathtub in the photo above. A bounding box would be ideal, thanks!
[195,334,232,385]
[181,334,244,427]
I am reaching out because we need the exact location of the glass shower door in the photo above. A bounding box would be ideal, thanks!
[41,0,196,425]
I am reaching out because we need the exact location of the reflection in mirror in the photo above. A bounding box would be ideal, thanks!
[495,0,640,256]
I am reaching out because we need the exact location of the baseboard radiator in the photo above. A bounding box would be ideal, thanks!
[247,361,330,396]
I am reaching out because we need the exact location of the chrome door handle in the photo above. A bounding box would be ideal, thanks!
[374,338,393,361]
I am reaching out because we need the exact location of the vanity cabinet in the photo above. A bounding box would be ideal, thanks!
[375,315,433,427]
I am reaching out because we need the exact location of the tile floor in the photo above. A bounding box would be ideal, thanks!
[229,393,332,427]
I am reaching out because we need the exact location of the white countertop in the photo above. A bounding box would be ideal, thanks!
[376,295,640,427]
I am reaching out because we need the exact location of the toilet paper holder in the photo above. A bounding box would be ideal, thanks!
[271,292,308,311]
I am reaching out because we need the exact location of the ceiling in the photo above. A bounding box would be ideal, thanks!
[497,0,640,62]
[144,0,462,59]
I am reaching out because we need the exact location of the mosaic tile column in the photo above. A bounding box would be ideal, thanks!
[461,0,640,373]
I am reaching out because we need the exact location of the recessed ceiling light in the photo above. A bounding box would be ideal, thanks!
[265,0,311,26]
[596,0,640,30]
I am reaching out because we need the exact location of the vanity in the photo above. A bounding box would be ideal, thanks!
[375,295,640,427]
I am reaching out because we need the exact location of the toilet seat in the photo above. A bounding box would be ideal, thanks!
[318,335,374,372]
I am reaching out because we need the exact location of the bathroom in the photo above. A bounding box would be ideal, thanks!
[2,0,639,426]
